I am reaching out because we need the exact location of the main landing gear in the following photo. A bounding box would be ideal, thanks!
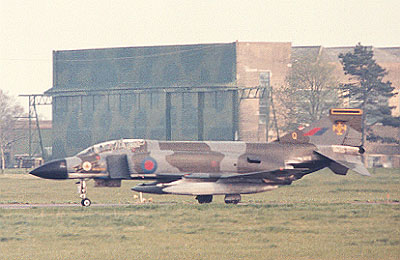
[195,195,213,204]
[195,194,242,204]
[77,179,91,207]
[224,194,241,204]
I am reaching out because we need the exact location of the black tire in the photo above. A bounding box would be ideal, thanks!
[195,195,213,204]
[224,194,241,204]
[81,198,91,207]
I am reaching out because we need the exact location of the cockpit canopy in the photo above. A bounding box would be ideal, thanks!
[76,139,146,156]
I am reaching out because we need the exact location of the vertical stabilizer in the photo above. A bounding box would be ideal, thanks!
[279,109,363,147]
[279,108,369,176]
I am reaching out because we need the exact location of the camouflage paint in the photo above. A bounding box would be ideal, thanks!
[31,109,369,199]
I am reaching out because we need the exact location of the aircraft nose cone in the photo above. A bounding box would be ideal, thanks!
[30,159,68,179]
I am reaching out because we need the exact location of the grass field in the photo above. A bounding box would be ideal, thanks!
[0,168,399,259]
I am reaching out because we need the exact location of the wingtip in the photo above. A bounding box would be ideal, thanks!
[353,165,371,176]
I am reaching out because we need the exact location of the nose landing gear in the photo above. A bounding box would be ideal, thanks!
[77,179,91,207]
[81,198,91,207]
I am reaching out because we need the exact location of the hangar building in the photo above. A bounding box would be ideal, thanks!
[47,42,287,157]
[46,42,400,159]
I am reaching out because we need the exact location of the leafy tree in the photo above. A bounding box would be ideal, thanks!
[278,53,339,132]
[339,43,399,145]
[0,90,24,171]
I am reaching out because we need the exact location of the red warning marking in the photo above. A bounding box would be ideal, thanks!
[144,160,154,171]
[303,127,321,136]
[211,160,218,167]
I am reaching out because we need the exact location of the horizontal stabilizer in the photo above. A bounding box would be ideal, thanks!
[315,146,370,176]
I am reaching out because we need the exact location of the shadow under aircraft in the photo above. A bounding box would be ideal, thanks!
[31,108,369,206]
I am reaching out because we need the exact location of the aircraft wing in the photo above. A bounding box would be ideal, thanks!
[183,168,308,185]
[134,169,307,196]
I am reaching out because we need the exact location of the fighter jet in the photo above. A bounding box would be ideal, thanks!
[30,108,369,206]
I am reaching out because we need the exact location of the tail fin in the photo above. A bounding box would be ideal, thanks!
[279,108,369,176]
[279,108,363,147]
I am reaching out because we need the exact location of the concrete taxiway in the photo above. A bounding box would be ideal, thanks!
[1,200,399,209]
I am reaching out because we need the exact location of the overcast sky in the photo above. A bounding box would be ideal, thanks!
[1,0,399,118]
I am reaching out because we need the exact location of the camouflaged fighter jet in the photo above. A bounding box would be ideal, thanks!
[30,108,369,206]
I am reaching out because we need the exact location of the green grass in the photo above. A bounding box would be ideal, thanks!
[0,168,399,259]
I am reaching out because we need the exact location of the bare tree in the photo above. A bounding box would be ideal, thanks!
[277,54,339,132]
[0,90,24,171]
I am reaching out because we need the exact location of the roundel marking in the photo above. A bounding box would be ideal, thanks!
[82,161,92,172]
[144,160,154,171]
[141,157,158,174]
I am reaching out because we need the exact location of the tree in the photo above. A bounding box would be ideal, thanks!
[0,90,24,171]
[278,53,339,132]
[338,43,399,145]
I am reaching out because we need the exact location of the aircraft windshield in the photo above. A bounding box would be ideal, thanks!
[76,139,146,156]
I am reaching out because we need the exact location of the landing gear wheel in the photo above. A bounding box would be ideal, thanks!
[224,194,241,204]
[81,198,91,207]
[78,179,91,206]
[195,195,213,204]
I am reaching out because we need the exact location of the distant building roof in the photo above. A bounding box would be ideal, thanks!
[291,46,322,61]
[373,47,400,63]
[321,46,400,63]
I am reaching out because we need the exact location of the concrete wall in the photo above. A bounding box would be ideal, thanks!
[375,48,400,116]
[236,42,292,141]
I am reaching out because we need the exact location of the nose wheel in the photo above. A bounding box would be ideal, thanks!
[77,179,91,207]
[81,198,91,207]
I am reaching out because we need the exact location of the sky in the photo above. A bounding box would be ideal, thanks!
[1,0,399,118]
